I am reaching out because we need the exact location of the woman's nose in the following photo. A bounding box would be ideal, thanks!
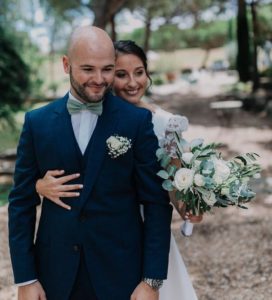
[127,76,137,88]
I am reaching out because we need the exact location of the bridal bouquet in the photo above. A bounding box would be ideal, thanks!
[156,123,261,236]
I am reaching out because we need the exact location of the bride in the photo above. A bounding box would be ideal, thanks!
[36,40,201,299]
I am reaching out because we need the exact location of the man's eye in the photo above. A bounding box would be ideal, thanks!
[103,68,114,72]
[83,68,93,72]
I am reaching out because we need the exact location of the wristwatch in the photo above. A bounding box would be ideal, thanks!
[143,278,163,291]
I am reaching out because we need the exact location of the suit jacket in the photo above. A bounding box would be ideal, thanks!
[8,92,172,300]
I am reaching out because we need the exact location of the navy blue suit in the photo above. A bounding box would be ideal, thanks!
[9,92,172,300]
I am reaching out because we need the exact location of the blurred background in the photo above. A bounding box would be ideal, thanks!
[0,0,272,299]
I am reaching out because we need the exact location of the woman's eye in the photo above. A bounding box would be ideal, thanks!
[136,70,144,76]
[116,72,126,78]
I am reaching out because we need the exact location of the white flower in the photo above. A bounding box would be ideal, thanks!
[213,159,230,184]
[182,152,194,165]
[106,135,132,158]
[174,168,194,192]
[221,187,230,196]
[107,136,123,149]
[202,191,217,206]
[194,174,205,187]
[166,115,189,133]
[253,173,261,179]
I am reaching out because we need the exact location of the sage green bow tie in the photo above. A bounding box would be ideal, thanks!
[67,98,103,116]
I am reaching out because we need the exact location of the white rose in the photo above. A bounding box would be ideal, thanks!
[202,191,217,206]
[213,159,230,183]
[107,136,122,150]
[182,152,194,165]
[174,168,194,192]
[194,174,205,187]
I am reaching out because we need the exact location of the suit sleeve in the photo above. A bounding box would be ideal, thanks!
[134,110,172,280]
[8,112,41,283]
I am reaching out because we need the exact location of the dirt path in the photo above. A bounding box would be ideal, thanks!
[153,86,272,300]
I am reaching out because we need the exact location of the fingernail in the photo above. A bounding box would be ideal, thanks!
[79,185,83,188]
[76,193,80,196]
[75,173,80,177]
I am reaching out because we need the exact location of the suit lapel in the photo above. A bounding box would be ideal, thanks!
[54,94,81,172]
[80,93,119,207]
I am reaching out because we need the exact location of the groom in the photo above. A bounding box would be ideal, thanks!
[8,26,172,300]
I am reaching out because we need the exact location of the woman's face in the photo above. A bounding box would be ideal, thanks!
[113,53,148,104]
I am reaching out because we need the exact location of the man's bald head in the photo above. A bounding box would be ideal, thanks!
[67,26,115,60]
[62,26,115,103]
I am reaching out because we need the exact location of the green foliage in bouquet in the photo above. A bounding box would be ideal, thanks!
[156,134,261,215]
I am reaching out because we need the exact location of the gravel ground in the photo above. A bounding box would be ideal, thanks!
[1,73,272,300]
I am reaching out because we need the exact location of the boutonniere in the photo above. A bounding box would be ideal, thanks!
[106,135,132,158]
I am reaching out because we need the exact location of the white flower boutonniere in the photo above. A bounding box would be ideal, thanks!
[106,135,132,158]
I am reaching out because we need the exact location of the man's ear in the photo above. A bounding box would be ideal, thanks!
[63,55,70,74]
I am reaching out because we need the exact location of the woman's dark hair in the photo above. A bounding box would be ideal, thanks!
[113,40,152,85]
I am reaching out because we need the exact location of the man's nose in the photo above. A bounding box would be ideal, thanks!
[93,71,103,84]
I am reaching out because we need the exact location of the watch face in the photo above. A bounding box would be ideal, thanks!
[143,278,163,290]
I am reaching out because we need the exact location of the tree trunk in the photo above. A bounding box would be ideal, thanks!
[92,0,127,29]
[110,14,117,42]
[144,10,152,53]
[201,48,210,69]
[236,0,251,82]
[250,0,260,91]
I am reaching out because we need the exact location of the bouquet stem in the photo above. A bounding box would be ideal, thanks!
[181,220,194,237]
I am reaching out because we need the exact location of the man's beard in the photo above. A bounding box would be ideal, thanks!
[70,69,111,103]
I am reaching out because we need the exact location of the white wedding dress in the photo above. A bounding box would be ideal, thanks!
[152,107,198,300]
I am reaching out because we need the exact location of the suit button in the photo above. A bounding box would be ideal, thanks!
[73,244,80,252]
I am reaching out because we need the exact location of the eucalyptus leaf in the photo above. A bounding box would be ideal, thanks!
[190,138,204,149]
[191,150,201,164]
[157,170,169,180]
[162,180,174,191]
[199,148,215,157]
[161,155,171,168]
[156,148,165,160]
[167,165,177,177]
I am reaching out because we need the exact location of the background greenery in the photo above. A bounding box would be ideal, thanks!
[0,0,271,153]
